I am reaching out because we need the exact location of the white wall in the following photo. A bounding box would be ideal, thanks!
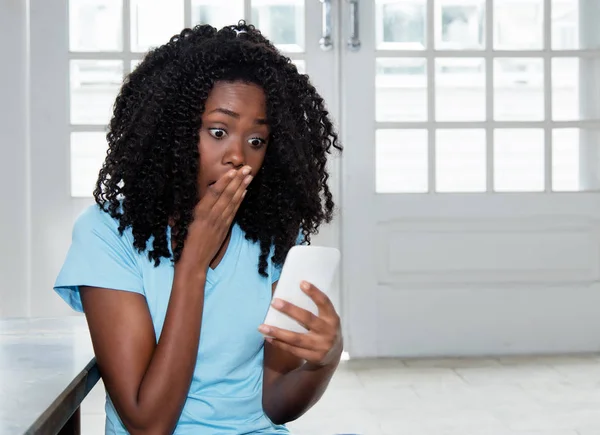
[0,0,92,318]
[29,0,85,317]
[0,0,30,318]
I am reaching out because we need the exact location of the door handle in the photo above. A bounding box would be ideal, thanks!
[347,0,361,51]
[319,0,333,51]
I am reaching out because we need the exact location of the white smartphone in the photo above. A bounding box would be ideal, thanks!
[263,245,341,335]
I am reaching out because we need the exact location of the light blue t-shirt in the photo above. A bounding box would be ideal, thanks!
[54,204,291,434]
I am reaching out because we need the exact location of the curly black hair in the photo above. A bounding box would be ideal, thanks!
[94,21,342,277]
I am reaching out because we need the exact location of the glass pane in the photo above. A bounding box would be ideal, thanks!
[70,132,107,197]
[494,58,544,121]
[494,0,543,50]
[131,0,184,52]
[552,58,578,121]
[436,130,486,192]
[435,0,485,50]
[552,0,600,50]
[376,58,427,122]
[377,0,426,50]
[376,130,428,193]
[436,58,485,121]
[552,0,578,49]
[70,0,123,52]
[251,0,304,53]
[70,60,123,125]
[552,129,579,192]
[579,58,600,120]
[553,128,600,191]
[494,129,545,192]
[191,0,244,29]
[553,58,600,121]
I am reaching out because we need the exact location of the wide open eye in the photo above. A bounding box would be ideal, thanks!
[208,128,227,140]
[248,137,267,148]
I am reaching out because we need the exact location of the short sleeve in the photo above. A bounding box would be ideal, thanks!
[270,229,305,284]
[54,205,144,312]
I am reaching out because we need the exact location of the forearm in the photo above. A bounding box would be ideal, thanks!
[263,357,341,424]
[133,270,206,432]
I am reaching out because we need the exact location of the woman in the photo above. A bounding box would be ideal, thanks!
[55,22,343,434]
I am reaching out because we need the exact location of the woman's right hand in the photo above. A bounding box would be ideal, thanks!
[179,166,253,273]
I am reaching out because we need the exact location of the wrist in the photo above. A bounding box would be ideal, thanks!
[174,261,208,286]
[178,248,211,272]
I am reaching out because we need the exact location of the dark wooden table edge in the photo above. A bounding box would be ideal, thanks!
[24,357,100,435]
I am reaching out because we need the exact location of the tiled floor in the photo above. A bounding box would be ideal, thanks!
[82,354,600,435]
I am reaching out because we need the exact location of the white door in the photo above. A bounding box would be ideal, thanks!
[341,0,600,358]
[29,0,341,316]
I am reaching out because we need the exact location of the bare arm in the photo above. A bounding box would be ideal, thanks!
[81,166,253,434]
[262,281,342,424]
[81,268,206,434]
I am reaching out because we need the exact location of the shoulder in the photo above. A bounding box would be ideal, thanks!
[72,203,134,251]
[54,203,145,311]
[74,203,118,231]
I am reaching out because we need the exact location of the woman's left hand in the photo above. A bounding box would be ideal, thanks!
[258,281,343,368]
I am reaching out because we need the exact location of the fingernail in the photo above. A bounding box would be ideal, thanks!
[242,167,251,175]
[227,170,236,177]
[242,190,247,198]
[258,325,270,334]
[244,175,253,185]
[272,299,284,309]
[301,281,310,291]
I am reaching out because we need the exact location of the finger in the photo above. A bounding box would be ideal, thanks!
[270,298,328,333]
[210,165,250,197]
[201,169,238,207]
[265,337,320,362]
[208,169,239,198]
[211,167,251,213]
[301,282,336,318]
[222,191,247,227]
[258,324,322,351]
[220,173,252,222]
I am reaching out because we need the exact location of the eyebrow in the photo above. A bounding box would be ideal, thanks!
[208,108,268,125]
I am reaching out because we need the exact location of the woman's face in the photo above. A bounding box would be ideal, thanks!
[197,81,270,199]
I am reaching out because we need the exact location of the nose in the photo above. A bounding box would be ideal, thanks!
[223,138,245,169]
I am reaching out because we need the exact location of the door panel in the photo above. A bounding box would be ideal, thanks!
[341,0,600,358]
